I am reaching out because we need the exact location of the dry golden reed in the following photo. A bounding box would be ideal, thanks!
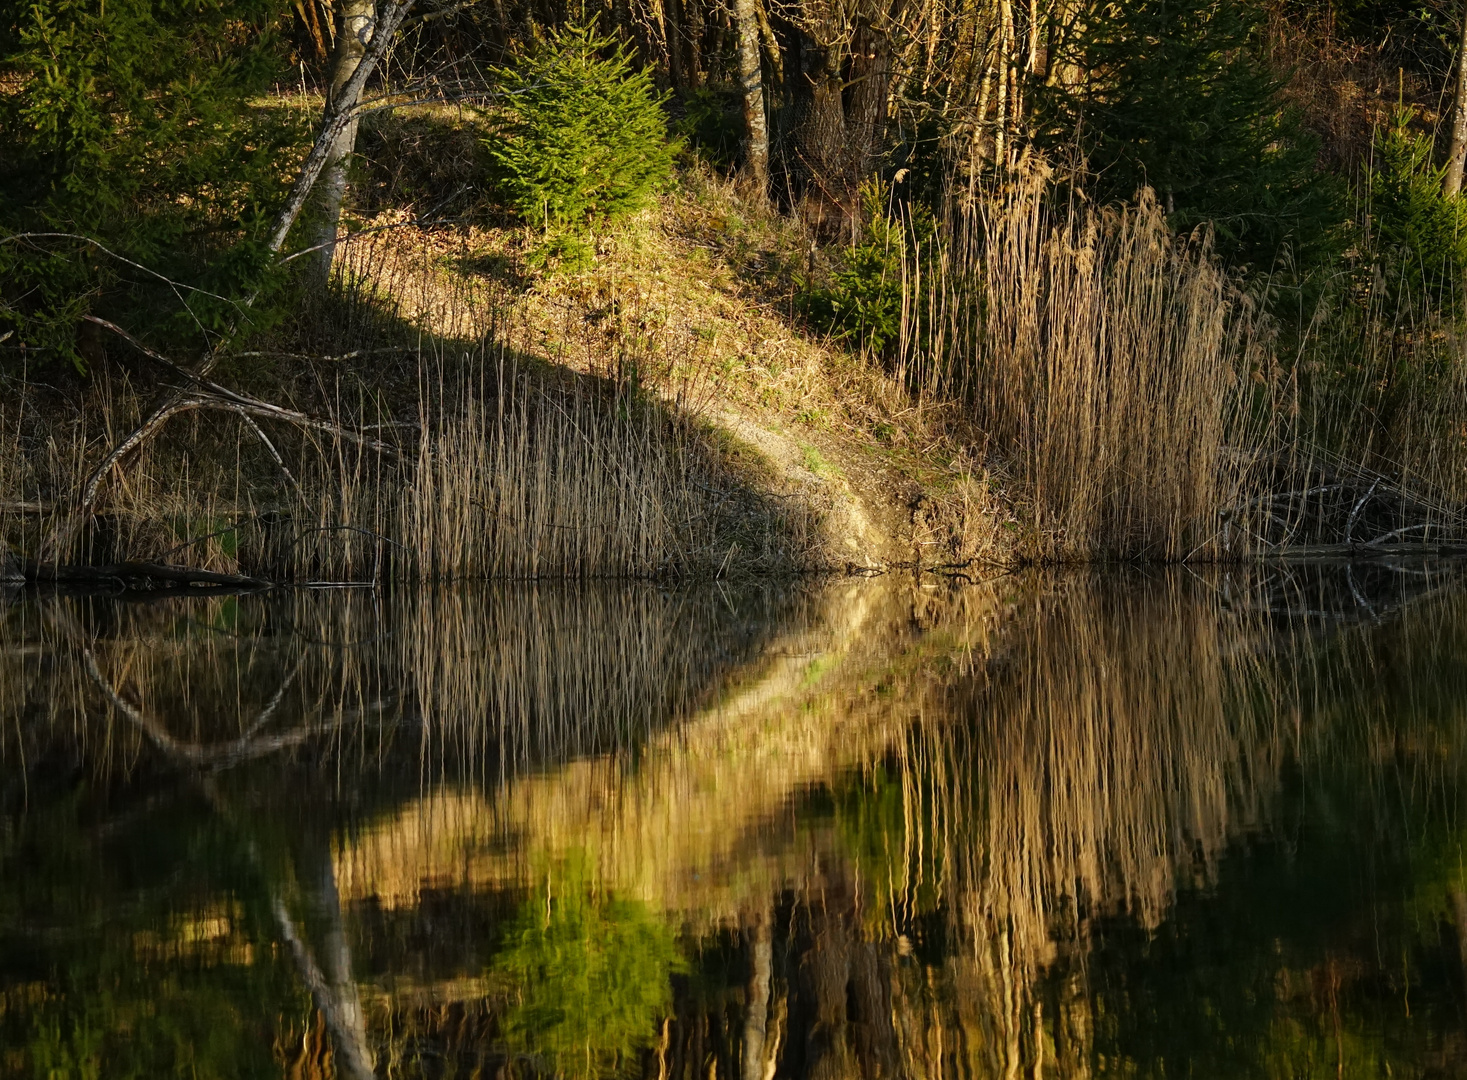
[903,169,1274,561]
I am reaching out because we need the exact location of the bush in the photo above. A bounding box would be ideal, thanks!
[0,0,301,369]
[799,184,929,355]
[487,22,676,229]
[1367,107,1467,316]
[1034,0,1343,275]
[675,86,742,170]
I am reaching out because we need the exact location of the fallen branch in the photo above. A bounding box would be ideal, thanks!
[41,1,414,563]
[40,319,401,562]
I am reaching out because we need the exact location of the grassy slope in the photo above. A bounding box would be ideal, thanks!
[331,129,1016,571]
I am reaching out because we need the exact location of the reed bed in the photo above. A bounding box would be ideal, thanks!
[898,171,1274,561]
[0,350,822,586]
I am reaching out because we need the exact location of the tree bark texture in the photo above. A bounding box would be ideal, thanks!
[1446,0,1467,197]
[736,0,770,196]
[312,0,378,284]
[741,910,774,1080]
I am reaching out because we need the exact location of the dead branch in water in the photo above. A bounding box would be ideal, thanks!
[27,561,273,590]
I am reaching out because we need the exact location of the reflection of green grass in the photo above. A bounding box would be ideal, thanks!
[494,858,684,1078]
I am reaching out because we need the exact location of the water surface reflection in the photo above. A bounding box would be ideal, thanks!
[2,565,1466,1078]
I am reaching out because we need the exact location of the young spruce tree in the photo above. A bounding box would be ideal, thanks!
[0,0,301,368]
[488,22,676,231]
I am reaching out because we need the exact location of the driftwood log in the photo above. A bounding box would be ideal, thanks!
[24,561,271,591]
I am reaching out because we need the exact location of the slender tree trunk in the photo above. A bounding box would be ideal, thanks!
[736,0,769,197]
[1447,1,1467,196]
[666,0,688,85]
[313,0,378,284]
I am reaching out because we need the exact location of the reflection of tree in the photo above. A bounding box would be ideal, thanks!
[493,862,684,1077]
[10,567,1467,1079]
[0,785,319,1078]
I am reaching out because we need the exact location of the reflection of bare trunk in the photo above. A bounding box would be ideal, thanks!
[274,852,376,1080]
[742,910,773,1080]
[788,892,898,1080]
[313,0,376,284]
[736,0,769,197]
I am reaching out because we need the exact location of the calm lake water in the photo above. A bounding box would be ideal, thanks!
[4,564,1467,1078]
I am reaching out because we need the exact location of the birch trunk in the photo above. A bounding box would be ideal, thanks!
[1447,2,1467,197]
[736,0,769,197]
[741,910,773,1080]
[311,0,377,284]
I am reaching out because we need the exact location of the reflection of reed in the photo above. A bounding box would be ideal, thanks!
[8,567,1464,1080]
[333,581,1004,917]
[891,572,1288,1077]
[0,582,805,789]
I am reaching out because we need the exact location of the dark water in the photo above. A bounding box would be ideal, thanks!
[4,564,1467,1078]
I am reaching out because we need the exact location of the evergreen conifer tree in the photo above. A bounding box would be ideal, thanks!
[1369,107,1467,314]
[1036,0,1342,273]
[487,22,676,230]
[0,0,302,367]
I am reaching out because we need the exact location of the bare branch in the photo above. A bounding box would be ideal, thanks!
[265,0,417,256]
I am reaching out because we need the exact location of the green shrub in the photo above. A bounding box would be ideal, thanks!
[492,870,683,1077]
[1368,108,1467,316]
[0,0,301,369]
[1034,0,1343,275]
[487,22,676,230]
[675,86,742,169]
[799,185,928,355]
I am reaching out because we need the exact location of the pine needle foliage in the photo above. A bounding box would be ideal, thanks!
[0,0,302,369]
[487,22,676,229]
[1036,0,1342,275]
[1367,108,1467,316]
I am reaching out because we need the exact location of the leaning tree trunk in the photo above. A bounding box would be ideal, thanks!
[736,0,769,197]
[1447,0,1467,197]
[312,0,378,285]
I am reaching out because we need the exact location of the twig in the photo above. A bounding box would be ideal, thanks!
[233,406,301,490]
[1344,479,1379,543]
[0,232,244,310]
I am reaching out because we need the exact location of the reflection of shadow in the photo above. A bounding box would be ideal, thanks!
[0,581,815,786]
[0,579,822,1079]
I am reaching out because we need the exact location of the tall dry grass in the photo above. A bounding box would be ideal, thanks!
[0,249,824,582]
[900,171,1274,561]
[277,358,751,581]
